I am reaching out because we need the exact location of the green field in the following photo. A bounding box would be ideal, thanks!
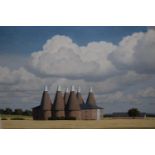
[1,115,155,129]
[0,114,32,120]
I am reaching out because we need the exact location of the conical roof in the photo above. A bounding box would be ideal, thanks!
[64,88,70,105]
[41,85,52,110]
[85,87,98,109]
[53,85,65,111]
[76,86,85,105]
[66,85,80,111]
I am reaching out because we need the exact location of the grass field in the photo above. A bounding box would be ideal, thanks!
[0,114,32,120]
[1,116,155,129]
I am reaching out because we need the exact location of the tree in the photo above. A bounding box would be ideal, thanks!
[23,110,32,116]
[4,108,13,115]
[14,109,23,115]
[0,109,5,114]
[128,108,140,118]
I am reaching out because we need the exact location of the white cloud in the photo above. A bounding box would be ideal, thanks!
[28,29,155,80]
[137,87,155,98]
[133,30,155,73]
[96,91,141,105]
[0,66,43,91]
[109,29,155,74]
[28,35,117,79]
[0,66,14,84]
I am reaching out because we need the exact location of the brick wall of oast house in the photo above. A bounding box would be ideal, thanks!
[43,110,52,120]
[81,109,97,120]
[90,109,98,120]
[52,91,65,119]
[66,110,81,120]
[32,108,38,120]
[52,110,65,118]
[81,109,86,120]
[33,107,101,120]
[32,107,43,120]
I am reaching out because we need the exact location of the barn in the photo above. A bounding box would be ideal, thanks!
[32,85,103,120]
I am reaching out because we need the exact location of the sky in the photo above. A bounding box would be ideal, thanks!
[0,26,155,114]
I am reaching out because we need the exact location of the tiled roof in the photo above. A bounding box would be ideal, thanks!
[41,91,52,110]
[53,91,65,111]
[66,91,80,111]
[76,92,85,105]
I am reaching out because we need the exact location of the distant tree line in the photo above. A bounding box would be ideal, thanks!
[104,108,155,118]
[0,108,32,116]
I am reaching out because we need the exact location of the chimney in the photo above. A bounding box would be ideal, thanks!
[44,85,48,91]
[57,85,61,92]
[71,85,75,92]
[89,87,93,93]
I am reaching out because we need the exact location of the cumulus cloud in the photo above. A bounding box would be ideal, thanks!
[0,66,14,84]
[109,29,155,74]
[99,71,150,93]
[133,30,155,73]
[28,35,117,80]
[28,29,155,80]
[96,91,141,105]
[108,32,144,69]
[137,87,155,98]
[0,66,43,91]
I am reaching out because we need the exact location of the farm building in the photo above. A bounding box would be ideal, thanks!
[32,85,103,120]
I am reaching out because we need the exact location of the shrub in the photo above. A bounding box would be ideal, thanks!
[23,110,32,116]
[0,109,5,114]
[49,116,66,120]
[11,117,25,120]
[4,108,13,115]
[67,117,76,120]
[1,118,7,120]
[14,109,23,115]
